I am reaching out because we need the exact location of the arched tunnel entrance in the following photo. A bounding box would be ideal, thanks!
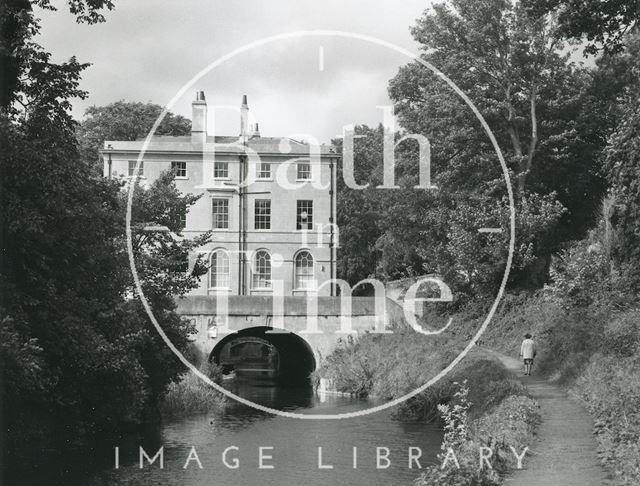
[210,327,316,386]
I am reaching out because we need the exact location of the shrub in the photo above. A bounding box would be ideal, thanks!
[314,331,461,399]
[573,353,640,486]
[603,311,640,357]
[396,359,526,422]
[473,396,541,472]
[414,383,539,486]
[160,362,226,417]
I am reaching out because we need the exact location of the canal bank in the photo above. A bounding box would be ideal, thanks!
[5,383,443,486]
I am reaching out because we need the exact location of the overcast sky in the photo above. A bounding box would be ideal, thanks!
[38,0,434,143]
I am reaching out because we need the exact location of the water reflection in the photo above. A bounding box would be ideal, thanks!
[6,383,443,486]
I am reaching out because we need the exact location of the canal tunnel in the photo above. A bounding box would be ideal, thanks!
[210,327,316,385]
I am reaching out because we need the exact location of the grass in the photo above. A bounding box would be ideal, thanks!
[313,319,530,423]
[160,362,226,417]
[396,358,528,422]
[483,290,640,486]
[414,382,540,486]
[316,330,541,485]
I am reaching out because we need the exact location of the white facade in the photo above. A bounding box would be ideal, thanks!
[102,92,339,296]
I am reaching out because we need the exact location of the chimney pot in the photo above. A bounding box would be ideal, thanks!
[240,94,249,138]
[192,90,207,144]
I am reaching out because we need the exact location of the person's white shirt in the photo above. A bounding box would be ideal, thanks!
[520,338,536,359]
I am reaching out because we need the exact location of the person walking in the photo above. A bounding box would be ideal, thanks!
[519,333,536,376]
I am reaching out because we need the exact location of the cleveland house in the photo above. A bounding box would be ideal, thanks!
[102,92,339,297]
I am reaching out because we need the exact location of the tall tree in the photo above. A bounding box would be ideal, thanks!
[0,0,210,449]
[384,0,605,289]
[0,0,114,108]
[335,125,385,285]
[524,0,640,54]
[77,101,191,171]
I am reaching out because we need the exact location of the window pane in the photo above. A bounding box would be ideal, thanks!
[210,250,230,288]
[296,200,313,230]
[214,161,228,179]
[254,199,271,230]
[297,162,311,180]
[212,199,229,229]
[128,160,144,177]
[257,162,271,179]
[171,161,187,177]
[252,250,271,288]
[295,251,314,289]
[179,208,187,230]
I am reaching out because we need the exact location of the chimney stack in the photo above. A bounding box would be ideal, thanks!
[240,94,249,139]
[251,122,261,138]
[192,91,207,144]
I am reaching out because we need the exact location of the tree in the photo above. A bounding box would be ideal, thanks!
[603,101,640,272]
[77,101,191,171]
[0,0,209,446]
[335,125,386,285]
[384,0,605,289]
[1,100,209,442]
[0,0,114,108]
[524,0,640,54]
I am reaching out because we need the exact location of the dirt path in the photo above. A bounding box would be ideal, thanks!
[477,348,607,486]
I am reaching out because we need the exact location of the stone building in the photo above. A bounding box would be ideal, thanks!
[102,91,339,296]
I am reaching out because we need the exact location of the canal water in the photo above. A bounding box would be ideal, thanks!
[9,383,442,486]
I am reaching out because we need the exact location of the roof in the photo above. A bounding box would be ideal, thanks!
[102,135,339,156]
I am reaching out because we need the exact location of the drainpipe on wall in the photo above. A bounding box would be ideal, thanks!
[239,95,250,295]
[107,144,113,179]
[237,157,244,295]
[240,154,248,295]
[329,157,336,296]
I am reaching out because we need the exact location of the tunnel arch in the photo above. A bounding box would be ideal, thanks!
[210,326,316,385]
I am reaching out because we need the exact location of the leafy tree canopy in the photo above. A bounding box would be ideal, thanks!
[524,0,640,54]
[77,101,191,171]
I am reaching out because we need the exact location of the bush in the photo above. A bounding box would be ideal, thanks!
[473,395,541,470]
[314,330,462,400]
[160,362,225,417]
[414,383,539,486]
[603,311,640,357]
[396,359,526,422]
[573,353,640,486]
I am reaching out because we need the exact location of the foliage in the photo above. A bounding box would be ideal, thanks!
[397,359,527,422]
[334,125,385,285]
[129,170,212,299]
[0,100,207,440]
[603,311,640,358]
[335,0,610,295]
[414,382,540,486]
[160,362,226,417]
[77,101,191,171]
[479,220,640,486]
[603,98,640,275]
[315,326,527,422]
[438,381,472,449]
[390,0,602,204]
[0,0,114,109]
[484,285,640,486]
[524,0,640,54]
[574,353,640,486]
[0,32,207,448]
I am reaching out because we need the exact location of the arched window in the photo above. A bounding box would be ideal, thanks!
[252,250,271,289]
[209,249,230,289]
[295,251,315,290]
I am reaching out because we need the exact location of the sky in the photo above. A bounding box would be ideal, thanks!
[37,0,434,143]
